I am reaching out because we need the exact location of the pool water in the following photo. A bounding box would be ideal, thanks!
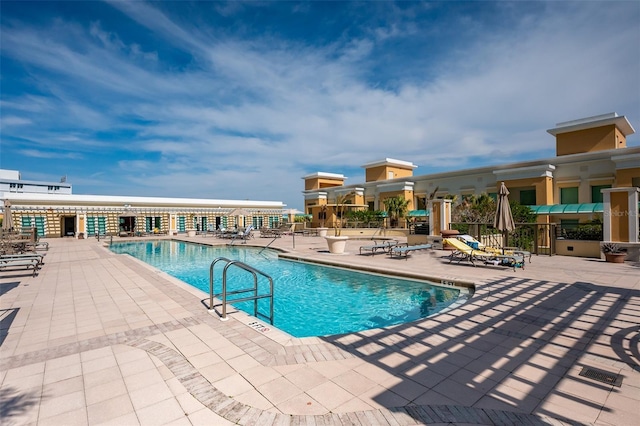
[110,241,461,337]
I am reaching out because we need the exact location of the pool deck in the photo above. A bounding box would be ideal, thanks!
[1,234,638,426]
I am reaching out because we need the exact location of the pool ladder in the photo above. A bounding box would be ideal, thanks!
[208,257,274,324]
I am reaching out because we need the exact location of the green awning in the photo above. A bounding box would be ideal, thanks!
[408,209,429,217]
[528,203,604,214]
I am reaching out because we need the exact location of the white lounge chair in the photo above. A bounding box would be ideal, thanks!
[388,243,433,260]
[359,240,399,256]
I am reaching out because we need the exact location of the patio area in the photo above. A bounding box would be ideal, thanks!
[1,235,638,425]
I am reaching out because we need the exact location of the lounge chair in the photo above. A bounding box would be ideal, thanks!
[229,225,254,244]
[359,240,399,256]
[457,234,532,262]
[388,243,433,260]
[1,253,45,266]
[443,238,524,271]
[0,257,40,277]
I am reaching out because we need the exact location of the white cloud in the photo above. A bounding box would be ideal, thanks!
[1,1,637,210]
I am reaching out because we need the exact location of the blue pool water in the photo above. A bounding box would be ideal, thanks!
[110,241,461,337]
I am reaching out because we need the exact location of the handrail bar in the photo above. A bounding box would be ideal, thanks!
[259,236,279,253]
[208,257,274,324]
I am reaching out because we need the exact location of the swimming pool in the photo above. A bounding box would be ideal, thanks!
[110,241,462,337]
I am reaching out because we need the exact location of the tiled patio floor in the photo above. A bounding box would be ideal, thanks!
[1,235,638,425]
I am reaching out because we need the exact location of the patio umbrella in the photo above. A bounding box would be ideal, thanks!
[494,182,515,251]
[2,200,13,231]
[228,208,251,228]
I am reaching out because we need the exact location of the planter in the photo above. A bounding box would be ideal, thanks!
[317,227,328,237]
[325,235,349,254]
[186,229,196,237]
[605,253,626,263]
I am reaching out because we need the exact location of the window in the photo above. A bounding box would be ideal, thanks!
[145,216,162,232]
[388,171,394,179]
[560,187,579,204]
[519,190,536,205]
[591,185,611,203]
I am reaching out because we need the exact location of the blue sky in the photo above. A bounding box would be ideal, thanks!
[1,1,639,210]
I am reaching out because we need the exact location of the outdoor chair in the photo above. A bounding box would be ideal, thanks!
[443,238,524,271]
[359,240,399,256]
[0,256,41,277]
[388,243,433,260]
[457,234,531,263]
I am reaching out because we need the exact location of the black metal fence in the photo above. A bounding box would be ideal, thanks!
[450,222,559,256]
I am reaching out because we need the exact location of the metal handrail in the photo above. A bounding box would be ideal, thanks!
[208,257,274,324]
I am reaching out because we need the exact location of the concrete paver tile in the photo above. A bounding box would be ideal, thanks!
[37,407,87,426]
[86,394,135,424]
[82,355,118,374]
[187,407,235,426]
[274,393,327,415]
[4,362,45,382]
[284,365,329,391]
[118,356,157,377]
[135,397,185,425]
[332,369,377,395]
[332,397,375,413]
[83,366,122,388]
[199,361,236,384]
[213,373,254,397]
[92,412,141,426]
[38,390,86,420]
[42,375,84,398]
[256,376,303,405]
[234,388,275,411]
[85,378,128,406]
[44,354,80,371]
[186,351,223,369]
[306,381,361,411]
[129,383,174,410]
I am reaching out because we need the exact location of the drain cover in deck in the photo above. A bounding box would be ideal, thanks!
[579,366,623,387]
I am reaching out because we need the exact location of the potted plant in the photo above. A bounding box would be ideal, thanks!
[324,192,352,254]
[601,243,626,263]
[317,204,328,237]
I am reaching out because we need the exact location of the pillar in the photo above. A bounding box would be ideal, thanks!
[602,187,639,243]
[427,199,452,236]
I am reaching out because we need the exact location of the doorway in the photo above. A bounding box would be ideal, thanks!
[63,216,76,237]
[120,216,136,234]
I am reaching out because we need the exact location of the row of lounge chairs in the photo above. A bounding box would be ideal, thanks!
[0,253,44,277]
[357,234,530,269]
[444,237,525,271]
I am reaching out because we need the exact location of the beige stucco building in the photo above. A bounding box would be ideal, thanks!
[1,190,284,238]
[303,113,640,246]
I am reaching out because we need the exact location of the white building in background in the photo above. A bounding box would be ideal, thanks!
[1,171,284,238]
[0,169,72,195]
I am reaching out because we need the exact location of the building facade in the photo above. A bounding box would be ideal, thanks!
[303,113,640,243]
[1,173,284,238]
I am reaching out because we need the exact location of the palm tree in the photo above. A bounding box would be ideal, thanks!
[334,192,354,236]
[383,195,410,228]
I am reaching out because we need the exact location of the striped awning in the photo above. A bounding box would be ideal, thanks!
[528,203,603,214]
